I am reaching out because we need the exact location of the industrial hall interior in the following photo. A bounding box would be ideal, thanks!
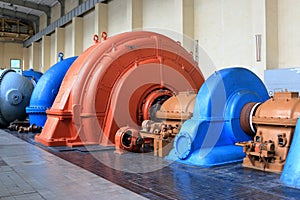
[1,0,300,199]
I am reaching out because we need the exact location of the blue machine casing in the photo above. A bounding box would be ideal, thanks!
[26,55,77,127]
[166,67,269,167]
[22,69,43,85]
[264,67,300,95]
[280,118,300,188]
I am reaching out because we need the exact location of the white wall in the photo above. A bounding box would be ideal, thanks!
[143,0,183,43]
[83,11,95,51]
[108,0,132,36]
[28,44,32,69]
[39,42,42,69]
[50,34,56,65]
[194,0,266,79]
[64,23,73,58]
[23,47,29,70]
[19,0,300,78]
[266,0,278,69]
[0,42,24,69]
[278,0,300,68]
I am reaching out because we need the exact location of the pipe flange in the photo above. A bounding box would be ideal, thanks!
[6,89,23,105]
[27,106,48,109]
[174,132,192,160]
[26,106,48,114]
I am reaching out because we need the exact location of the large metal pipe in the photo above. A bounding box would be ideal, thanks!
[26,54,77,127]
[22,68,43,86]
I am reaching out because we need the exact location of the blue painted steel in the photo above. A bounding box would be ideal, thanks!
[166,67,269,167]
[264,67,300,96]
[26,56,77,126]
[58,52,64,62]
[280,118,300,188]
[22,69,43,85]
[0,70,34,126]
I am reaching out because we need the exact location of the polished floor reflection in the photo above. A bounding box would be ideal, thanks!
[5,130,300,200]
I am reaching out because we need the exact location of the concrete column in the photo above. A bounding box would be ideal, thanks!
[72,17,83,56]
[266,0,278,69]
[131,0,142,30]
[22,47,29,70]
[94,3,108,37]
[39,13,47,30]
[54,27,65,63]
[29,42,40,71]
[42,35,51,72]
[183,0,194,53]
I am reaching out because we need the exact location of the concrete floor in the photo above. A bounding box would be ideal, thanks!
[0,130,146,200]
[1,129,300,199]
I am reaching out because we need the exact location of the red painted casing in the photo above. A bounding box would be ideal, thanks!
[35,31,204,147]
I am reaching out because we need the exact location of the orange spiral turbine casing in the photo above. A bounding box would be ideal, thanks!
[35,31,204,147]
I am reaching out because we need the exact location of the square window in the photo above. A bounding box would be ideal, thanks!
[10,59,21,69]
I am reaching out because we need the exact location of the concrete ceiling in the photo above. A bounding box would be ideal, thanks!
[0,0,59,33]
[0,0,57,16]
[0,0,58,16]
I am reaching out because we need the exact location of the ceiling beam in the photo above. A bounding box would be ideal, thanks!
[0,0,51,25]
[0,7,39,31]
[0,0,50,15]
[57,0,65,16]
[0,7,39,22]
[24,0,107,47]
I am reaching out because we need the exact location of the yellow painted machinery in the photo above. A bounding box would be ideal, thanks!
[115,91,196,156]
[237,91,300,172]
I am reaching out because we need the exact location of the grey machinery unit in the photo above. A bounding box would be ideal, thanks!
[0,69,34,126]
